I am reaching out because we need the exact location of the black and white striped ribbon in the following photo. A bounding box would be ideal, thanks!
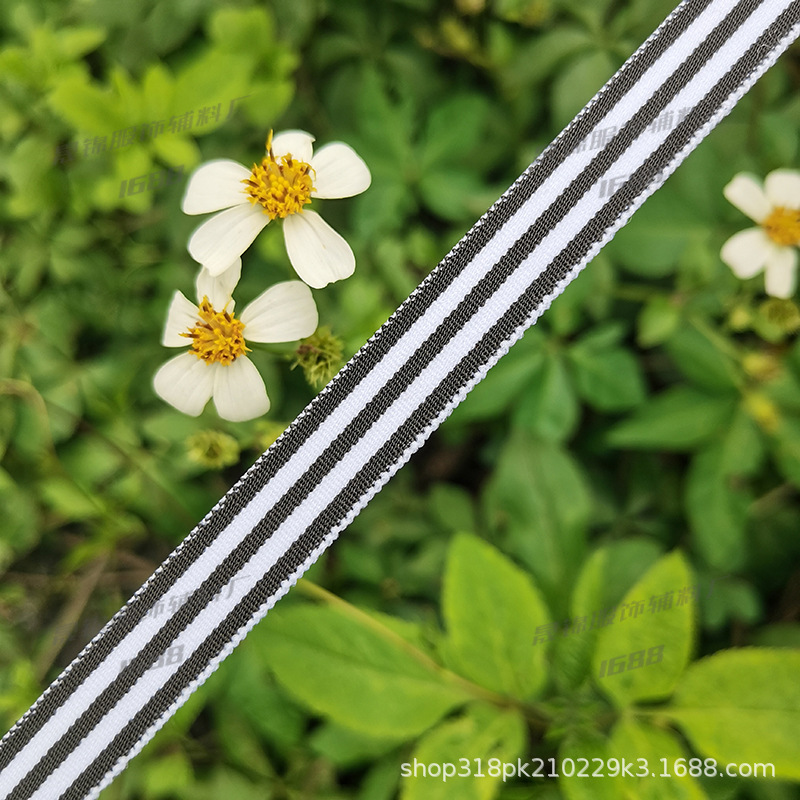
[2,1,798,797]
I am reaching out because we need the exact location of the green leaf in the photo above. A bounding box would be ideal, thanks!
[663,325,739,393]
[442,533,551,699]
[684,447,748,572]
[550,50,616,129]
[717,407,764,476]
[0,469,40,570]
[552,539,664,691]
[48,74,122,133]
[401,704,525,800]
[608,719,708,799]
[420,93,490,168]
[607,388,735,451]
[260,603,470,739]
[559,732,618,800]
[500,27,591,90]
[512,351,579,442]
[310,722,401,767]
[637,296,681,348]
[567,340,646,412]
[593,551,695,707]
[483,433,590,607]
[667,649,800,780]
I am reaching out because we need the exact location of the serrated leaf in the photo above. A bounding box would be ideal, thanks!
[443,533,550,699]
[667,649,800,780]
[401,704,525,800]
[593,551,694,706]
[260,604,470,739]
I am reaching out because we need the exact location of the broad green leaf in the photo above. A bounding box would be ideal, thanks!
[500,27,591,90]
[607,388,735,451]
[0,469,39,570]
[420,93,490,168]
[701,577,762,631]
[550,50,616,129]
[401,704,525,800]
[260,603,470,739]
[552,539,663,691]
[48,74,123,133]
[663,325,739,394]
[609,719,708,799]
[637,296,681,348]
[567,341,646,412]
[717,407,764,476]
[667,649,800,780]
[483,433,590,607]
[684,447,748,572]
[593,551,694,707]
[512,351,579,442]
[442,533,550,699]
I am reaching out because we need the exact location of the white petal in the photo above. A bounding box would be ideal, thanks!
[187,204,269,276]
[212,356,270,422]
[271,130,315,163]
[153,352,214,417]
[764,246,798,299]
[765,169,800,210]
[310,142,371,199]
[720,228,771,279]
[283,211,355,289]
[240,281,319,343]
[723,173,771,223]
[196,259,242,309]
[181,159,251,215]
[163,291,199,347]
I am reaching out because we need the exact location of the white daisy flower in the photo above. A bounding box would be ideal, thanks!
[721,169,800,298]
[181,130,371,289]
[153,259,318,422]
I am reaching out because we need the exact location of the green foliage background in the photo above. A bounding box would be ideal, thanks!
[1,0,800,797]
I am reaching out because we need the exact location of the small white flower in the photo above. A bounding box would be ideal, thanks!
[153,259,318,422]
[721,169,800,298]
[182,130,371,289]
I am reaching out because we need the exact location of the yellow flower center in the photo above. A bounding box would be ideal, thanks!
[763,206,800,247]
[243,131,315,220]
[181,297,249,365]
